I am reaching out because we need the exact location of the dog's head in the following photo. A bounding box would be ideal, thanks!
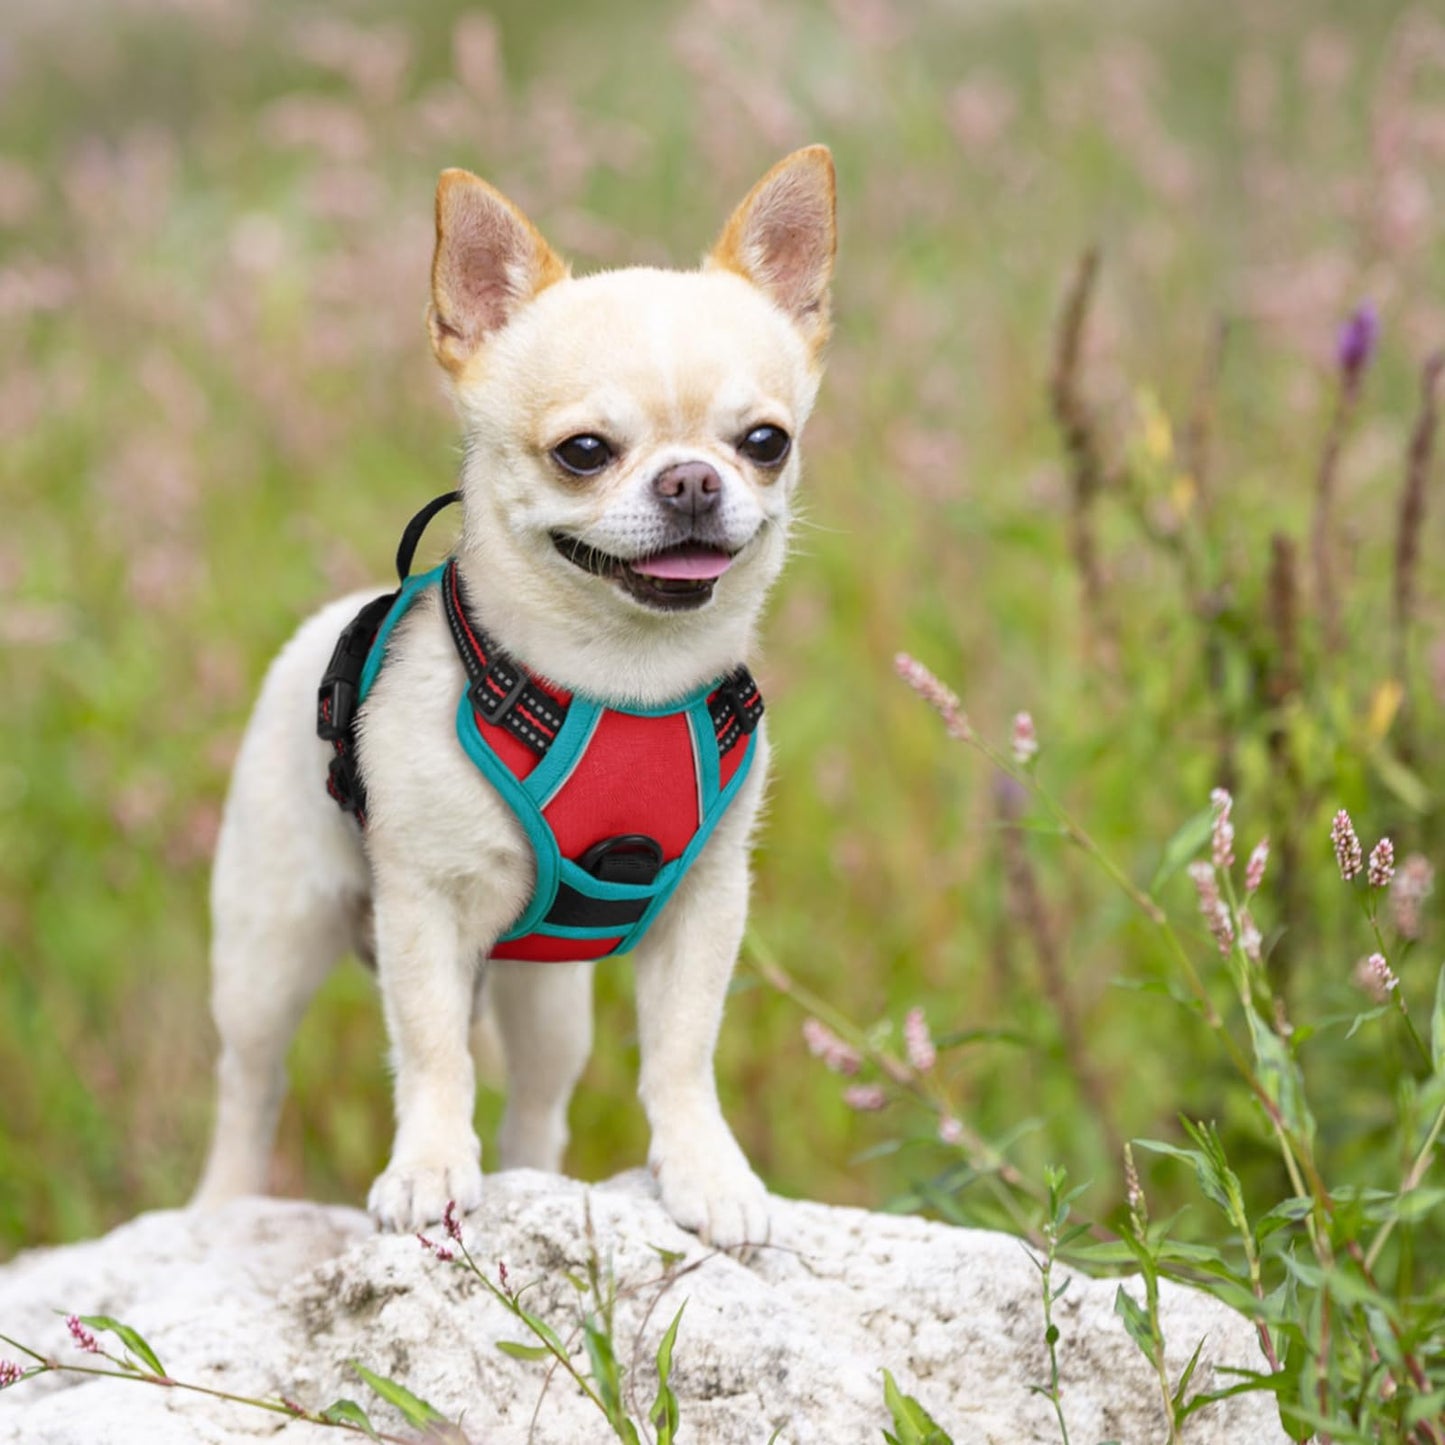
[427,148,835,700]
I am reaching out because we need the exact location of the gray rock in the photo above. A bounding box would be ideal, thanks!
[0,1170,1287,1444]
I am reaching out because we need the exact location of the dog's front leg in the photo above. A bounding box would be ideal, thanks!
[367,872,489,1231]
[633,834,770,1250]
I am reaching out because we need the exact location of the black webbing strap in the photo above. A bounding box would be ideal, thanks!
[396,489,461,582]
[440,560,568,755]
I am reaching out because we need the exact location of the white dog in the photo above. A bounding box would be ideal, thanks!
[192,147,836,1248]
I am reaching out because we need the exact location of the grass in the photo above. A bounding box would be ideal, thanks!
[3,0,1444,1347]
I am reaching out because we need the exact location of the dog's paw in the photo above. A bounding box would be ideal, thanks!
[653,1145,771,1252]
[368,1156,484,1234]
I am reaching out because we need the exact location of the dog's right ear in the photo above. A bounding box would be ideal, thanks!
[427,169,568,377]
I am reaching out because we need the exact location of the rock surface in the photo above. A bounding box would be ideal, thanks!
[0,1170,1287,1444]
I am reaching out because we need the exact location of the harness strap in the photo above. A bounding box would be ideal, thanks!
[441,560,568,756]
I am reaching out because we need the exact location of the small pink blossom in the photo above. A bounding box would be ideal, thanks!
[416,1233,454,1263]
[1368,838,1395,889]
[894,653,972,741]
[802,1018,861,1075]
[1331,810,1363,881]
[1355,952,1398,1001]
[1390,854,1434,939]
[903,1008,936,1073]
[842,1084,888,1112]
[1011,712,1038,765]
[443,1199,463,1244]
[937,1115,964,1145]
[0,1361,22,1388]
[1210,789,1235,871]
[1239,907,1262,964]
[1188,861,1234,954]
[498,1260,510,1292]
[65,1316,98,1354]
[1245,838,1269,894]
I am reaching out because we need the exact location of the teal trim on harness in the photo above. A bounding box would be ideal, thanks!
[353,566,758,958]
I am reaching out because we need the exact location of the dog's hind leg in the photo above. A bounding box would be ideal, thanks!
[192,885,356,1207]
[490,959,594,1174]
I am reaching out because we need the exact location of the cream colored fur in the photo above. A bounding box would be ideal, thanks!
[192,148,835,1248]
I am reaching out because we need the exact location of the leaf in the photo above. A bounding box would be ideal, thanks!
[496,1340,552,1361]
[349,1361,448,1426]
[319,1399,380,1438]
[649,1245,687,1271]
[1369,745,1430,813]
[1170,1338,1206,1411]
[1432,963,1445,1076]
[79,1315,165,1377]
[1150,806,1214,895]
[1113,1286,1158,1359]
[649,1304,685,1445]
[1245,1010,1316,1143]
[881,1368,952,1445]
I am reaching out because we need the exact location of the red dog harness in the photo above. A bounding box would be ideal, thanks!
[318,494,764,962]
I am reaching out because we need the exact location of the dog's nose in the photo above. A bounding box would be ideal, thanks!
[653,461,722,516]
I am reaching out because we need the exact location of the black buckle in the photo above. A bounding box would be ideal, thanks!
[579,835,664,885]
[717,671,762,735]
[316,591,396,743]
[470,661,529,725]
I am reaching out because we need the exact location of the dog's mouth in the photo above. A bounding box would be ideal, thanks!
[551,534,739,611]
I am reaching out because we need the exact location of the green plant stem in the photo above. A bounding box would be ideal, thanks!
[1364,902,1433,1071]
[1363,1094,1445,1274]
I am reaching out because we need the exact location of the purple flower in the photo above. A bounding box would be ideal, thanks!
[894,652,972,741]
[802,1018,861,1075]
[1368,838,1395,889]
[0,1361,23,1389]
[1336,302,1380,380]
[937,1116,964,1145]
[1390,854,1434,939]
[416,1233,454,1263]
[1210,788,1235,871]
[1011,712,1038,765]
[65,1315,98,1354]
[1355,952,1398,1001]
[1188,861,1234,954]
[443,1199,463,1244]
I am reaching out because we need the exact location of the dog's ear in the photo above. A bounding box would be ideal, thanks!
[427,169,568,376]
[708,145,836,355]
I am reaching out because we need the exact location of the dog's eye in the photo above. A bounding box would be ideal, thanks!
[552,434,614,476]
[738,425,791,467]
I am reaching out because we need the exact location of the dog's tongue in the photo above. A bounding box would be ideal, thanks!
[630,545,734,581]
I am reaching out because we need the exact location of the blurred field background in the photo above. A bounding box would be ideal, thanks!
[3,0,1445,1261]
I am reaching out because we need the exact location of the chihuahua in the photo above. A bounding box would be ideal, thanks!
[191,146,836,1248]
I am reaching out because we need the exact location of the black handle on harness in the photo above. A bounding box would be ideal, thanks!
[579,835,664,886]
[395,489,462,582]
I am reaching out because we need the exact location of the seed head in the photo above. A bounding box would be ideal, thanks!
[1368,838,1395,889]
[1011,711,1038,766]
[1124,1143,1147,1233]
[443,1198,463,1244]
[894,652,972,741]
[1390,854,1434,939]
[0,1361,23,1389]
[802,1017,861,1075]
[1331,810,1363,881]
[65,1315,98,1354]
[842,1084,888,1112]
[903,1007,936,1073]
[1245,838,1269,894]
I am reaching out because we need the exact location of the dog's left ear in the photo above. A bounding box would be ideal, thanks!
[427,169,569,377]
[708,145,836,356]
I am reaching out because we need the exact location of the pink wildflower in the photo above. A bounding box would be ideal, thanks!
[1188,861,1234,954]
[802,1017,861,1075]
[0,1361,22,1388]
[1124,1144,1146,1230]
[1354,952,1398,1002]
[443,1199,463,1244]
[1390,854,1434,939]
[894,653,972,741]
[65,1316,98,1354]
[903,1008,936,1073]
[842,1084,888,1112]
[1331,810,1363,881]
[1210,788,1235,871]
[498,1260,509,1292]
[1239,907,1262,965]
[416,1233,454,1263]
[1245,838,1269,894]
[1011,711,1038,765]
[937,1116,964,1145]
[1368,838,1395,889]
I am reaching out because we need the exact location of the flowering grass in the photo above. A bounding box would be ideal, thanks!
[4,5,1445,1438]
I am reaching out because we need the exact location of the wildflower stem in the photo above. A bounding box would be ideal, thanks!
[1363,905,1432,1071]
[1363,1094,1445,1274]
